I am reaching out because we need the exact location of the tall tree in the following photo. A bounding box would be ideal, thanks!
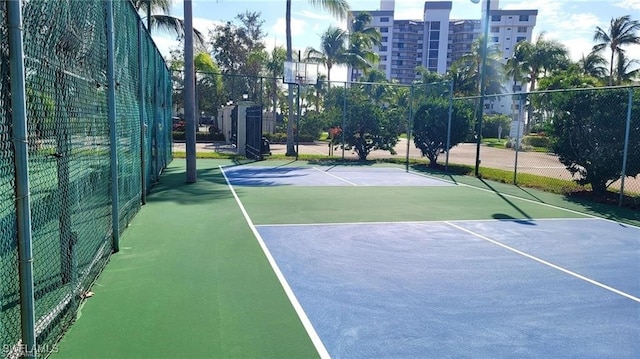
[284,0,349,155]
[305,26,349,83]
[517,32,568,92]
[614,50,640,84]
[593,15,640,86]
[578,51,608,79]
[347,12,381,80]
[455,37,505,96]
[265,46,287,114]
[133,0,204,45]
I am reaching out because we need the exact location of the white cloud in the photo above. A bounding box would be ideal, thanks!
[296,10,335,21]
[192,17,223,36]
[272,17,307,37]
[615,0,640,10]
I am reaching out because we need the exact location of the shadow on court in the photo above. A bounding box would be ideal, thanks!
[492,213,536,225]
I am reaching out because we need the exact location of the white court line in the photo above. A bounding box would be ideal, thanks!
[444,221,640,304]
[219,166,331,359]
[311,166,359,186]
[254,217,596,228]
[407,169,640,230]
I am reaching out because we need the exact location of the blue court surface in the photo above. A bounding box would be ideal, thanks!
[256,219,640,358]
[222,165,454,187]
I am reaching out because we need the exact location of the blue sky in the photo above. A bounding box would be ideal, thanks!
[153,0,640,81]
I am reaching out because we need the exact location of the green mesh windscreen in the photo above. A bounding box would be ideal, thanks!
[0,0,22,353]
[1,1,172,357]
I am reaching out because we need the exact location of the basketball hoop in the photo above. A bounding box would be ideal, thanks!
[283,61,318,86]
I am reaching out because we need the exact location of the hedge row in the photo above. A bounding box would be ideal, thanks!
[263,132,316,143]
[172,131,225,142]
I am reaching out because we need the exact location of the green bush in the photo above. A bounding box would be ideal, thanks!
[262,132,315,143]
[522,135,550,148]
[172,131,225,142]
[263,132,287,143]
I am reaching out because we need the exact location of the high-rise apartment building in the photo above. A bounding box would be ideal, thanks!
[447,19,481,69]
[347,0,538,97]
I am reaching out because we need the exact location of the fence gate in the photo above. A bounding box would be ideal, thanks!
[245,105,263,160]
[231,106,238,147]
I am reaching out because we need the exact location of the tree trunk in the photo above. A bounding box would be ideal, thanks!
[285,0,296,156]
[609,49,615,86]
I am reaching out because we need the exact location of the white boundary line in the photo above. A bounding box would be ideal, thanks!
[407,169,640,229]
[219,166,331,359]
[254,217,596,228]
[311,166,358,186]
[444,221,640,303]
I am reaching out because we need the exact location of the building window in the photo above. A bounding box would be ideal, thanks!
[428,59,438,67]
[431,21,440,30]
[491,26,499,32]
[491,15,501,21]
[378,64,386,71]
[382,36,388,42]
[517,26,527,32]
[430,30,440,39]
[519,15,529,21]
[397,43,404,48]
[491,36,499,43]
[516,36,526,42]
[428,50,438,58]
[380,17,389,22]
[381,55,387,61]
[380,45,388,51]
[429,40,439,49]
[381,27,389,33]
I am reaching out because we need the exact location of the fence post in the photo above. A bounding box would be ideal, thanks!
[405,84,414,172]
[184,0,196,182]
[619,87,633,206]
[513,94,524,185]
[445,81,453,172]
[138,19,147,204]
[295,83,299,159]
[8,0,37,356]
[106,0,120,252]
[342,81,346,160]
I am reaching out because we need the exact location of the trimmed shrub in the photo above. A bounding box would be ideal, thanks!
[523,135,550,148]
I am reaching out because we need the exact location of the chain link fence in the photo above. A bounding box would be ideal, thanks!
[1,1,172,357]
[184,73,639,205]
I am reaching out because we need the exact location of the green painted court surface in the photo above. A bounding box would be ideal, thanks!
[51,159,640,358]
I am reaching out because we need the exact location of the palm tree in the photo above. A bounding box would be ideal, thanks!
[614,50,640,84]
[446,63,476,96]
[518,32,568,92]
[133,0,205,46]
[265,46,287,115]
[347,12,381,80]
[578,51,608,79]
[455,36,505,95]
[504,41,530,93]
[284,0,349,155]
[308,73,328,111]
[305,27,349,83]
[593,15,640,86]
[504,41,531,123]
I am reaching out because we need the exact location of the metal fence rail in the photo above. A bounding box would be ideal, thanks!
[1,1,172,357]
[183,72,639,204]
